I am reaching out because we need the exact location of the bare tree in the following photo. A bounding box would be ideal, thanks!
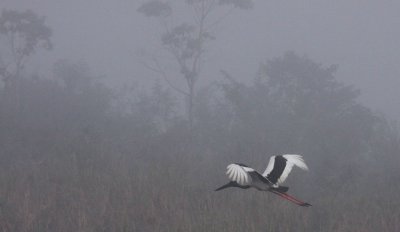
[137,0,252,131]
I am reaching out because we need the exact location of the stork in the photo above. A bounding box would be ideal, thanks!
[215,154,311,207]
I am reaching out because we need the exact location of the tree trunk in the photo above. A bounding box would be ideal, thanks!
[188,78,194,133]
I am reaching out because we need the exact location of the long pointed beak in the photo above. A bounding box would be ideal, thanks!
[215,182,234,191]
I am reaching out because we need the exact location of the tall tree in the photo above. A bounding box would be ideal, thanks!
[0,9,52,110]
[222,52,378,183]
[137,0,252,130]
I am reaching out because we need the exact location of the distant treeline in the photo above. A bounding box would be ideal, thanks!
[0,51,399,231]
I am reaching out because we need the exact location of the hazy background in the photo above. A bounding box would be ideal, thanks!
[3,0,400,120]
[1,1,400,231]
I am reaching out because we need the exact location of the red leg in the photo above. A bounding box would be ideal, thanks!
[270,190,311,207]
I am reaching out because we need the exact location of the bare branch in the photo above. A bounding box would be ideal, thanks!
[137,56,189,96]
[220,69,238,84]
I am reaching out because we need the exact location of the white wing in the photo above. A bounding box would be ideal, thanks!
[226,164,254,185]
[278,154,308,184]
[283,154,308,170]
[262,154,308,185]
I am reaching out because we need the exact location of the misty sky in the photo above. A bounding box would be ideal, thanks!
[2,0,400,120]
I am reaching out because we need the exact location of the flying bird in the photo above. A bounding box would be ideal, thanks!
[215,154,311,207]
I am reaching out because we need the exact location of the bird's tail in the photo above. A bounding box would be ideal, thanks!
[270,189,311,207]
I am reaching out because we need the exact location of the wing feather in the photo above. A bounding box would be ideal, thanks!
[283,154,308,171]
[226,164,253,186]
[262,154,308,185]
[278,154,308,184]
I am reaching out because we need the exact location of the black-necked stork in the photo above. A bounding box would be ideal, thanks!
[215,154,311,207]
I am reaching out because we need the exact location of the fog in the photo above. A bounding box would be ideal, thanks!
[1,0,400,231]
[3,0,400,119]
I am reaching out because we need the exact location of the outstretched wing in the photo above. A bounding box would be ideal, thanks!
[226,164,254,185]
[262,154,308,185]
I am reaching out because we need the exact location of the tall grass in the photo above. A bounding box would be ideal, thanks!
[0,68,399,231]
[1,140,399,232]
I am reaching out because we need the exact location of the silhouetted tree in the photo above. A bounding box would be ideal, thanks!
[0,9,52,111]
[222,52,379,184]
[53,59,92,92]
[137,0,253,131]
